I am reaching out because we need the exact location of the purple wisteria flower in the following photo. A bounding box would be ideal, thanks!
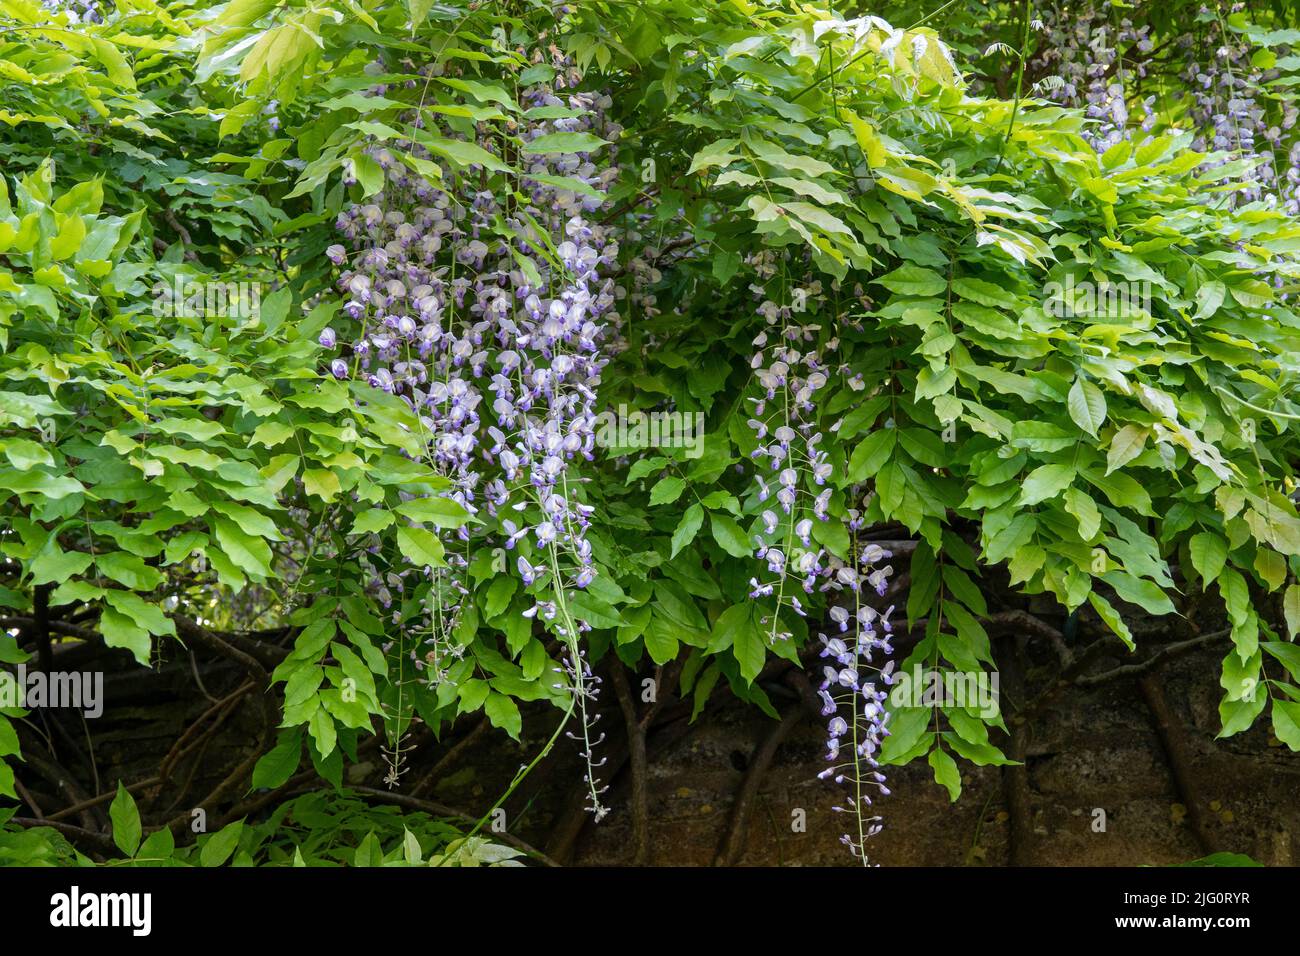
[325,49,622,818]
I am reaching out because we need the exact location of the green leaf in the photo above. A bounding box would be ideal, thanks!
[846,429,896,482]
[91,37,136,88]
[1262,640,1300,681]
[1,469,84,499]
[302,468,342,502]
[396,495,470,528]
[1189,532,1228,586]
[984,513,1036,564]
[1019,463,1075,505]
[0,718,19,757]
[351,509,393,534]
[1105,425,1148,475]
[1220,568,1251,627]
[1,439,52,473]
[928,746,961,801]
[452,660,498,706]
[952,276,1019,310]
[250,421,294,448]
[483,575,517,619]
[212,503,283,541]
[687,138,741,174]
[110,782,142,857]
[708,604,748,653]
[3,438,54,471]
[96,551,164,591]
[732,611,766,683]
[1195,280,1226,319]
[403,829,422,865]
[351,153,384,197]
[877,265,946,297]
[154,417,225,441]
[649,476,686,505]
[1176,852,1263,868]
[1218,689,1266,738]
[1088,592,1135,650]
[568,591,626,630]
[1102,570,1176,616]
[642,614,680,665]
[417,133,510,173]
[522,132,609,155]
[257,287,293,336]
[1063,487,1101,541]
[308,706,337,759]
[484,692,522,739]
[396,525,445,568]
[28,545,93,586]
[200,822,244,868]
[0,635,28,665]
[212,518,274,578]
[846,112,887,166]
[710,512,752,558]
[100,608,151,665]
[627,456,667,483]
[944,732,1014,766]
[1271,699,1300,750]
[878,704,931,763]
[48,212,84,262]
[1067,378,1107,438]
[1284,585,1300,640]
[104,590,176,637]
[138,826,175,861]
[671,503,704,557]
[251,730,302,790]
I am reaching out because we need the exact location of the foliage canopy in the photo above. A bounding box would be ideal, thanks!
[2,0,1300,865]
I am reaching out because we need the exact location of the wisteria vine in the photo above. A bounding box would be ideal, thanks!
[321,50,621,816]
[742,263,896,862]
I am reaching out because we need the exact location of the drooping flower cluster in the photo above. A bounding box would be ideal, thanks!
[321,51,622,813]
[1029,0,1300,219]
[325,137,478,692]
[741,261,896,860]
[1032,2,1155,153]
[40,0,104,24]
[817,529,895,864]
[1180,5,1288,209]
[744,275,838,635]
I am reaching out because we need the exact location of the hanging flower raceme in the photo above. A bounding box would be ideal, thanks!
[744,271,840,633]
[1030,0,1295,218]
[816,517,896,865]
[1181,5,1277,208]
[325,132,478,703]
[1031,1,1154,153]
[322,50,622,814]
[40,0,104,24]
[485,72,623,818]
[740,260,896,862]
